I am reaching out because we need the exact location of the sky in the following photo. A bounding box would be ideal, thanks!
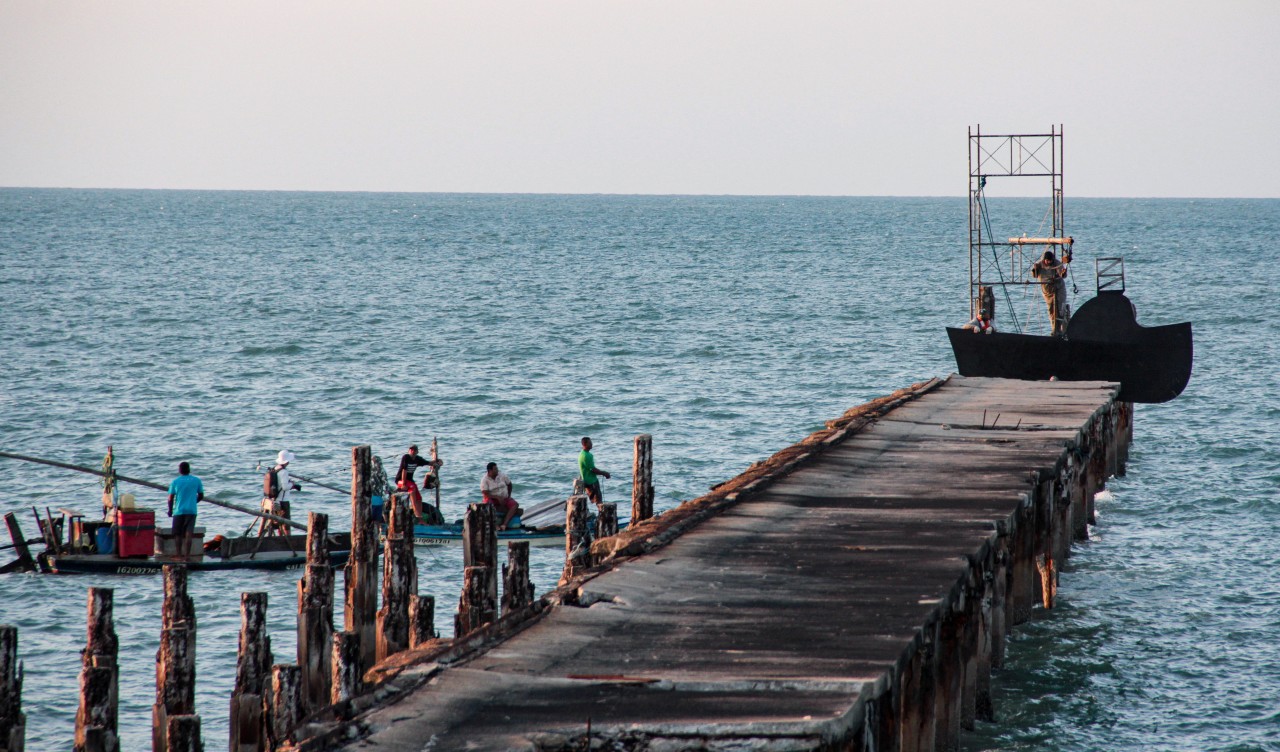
[1,1,1277,197]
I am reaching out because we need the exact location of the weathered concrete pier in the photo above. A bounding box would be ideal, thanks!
[328,375,1130,751]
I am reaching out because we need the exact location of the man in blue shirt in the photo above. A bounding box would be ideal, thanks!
[167,461,204,561]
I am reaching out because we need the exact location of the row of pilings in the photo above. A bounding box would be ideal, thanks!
[0,436,657,752]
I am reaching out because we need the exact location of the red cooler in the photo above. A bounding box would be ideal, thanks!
[116,509,156,557]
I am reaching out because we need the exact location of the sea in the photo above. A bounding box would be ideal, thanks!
[0,189,1276,751]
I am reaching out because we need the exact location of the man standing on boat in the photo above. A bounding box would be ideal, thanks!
[263,450,301,535]
[166,461,204,561]
[481,462,522,531]
[1031,249,1070,338]
[397,444,441,520]
[578,437,612,509]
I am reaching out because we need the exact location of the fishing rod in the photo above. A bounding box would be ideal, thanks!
[253,461,348,495]
[0,450,308,533]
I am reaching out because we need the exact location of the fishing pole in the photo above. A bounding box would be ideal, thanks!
[254,461,348,495]
[0,450,308,533]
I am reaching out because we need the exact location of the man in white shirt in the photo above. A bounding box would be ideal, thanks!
[480,462,522,531]
[263,449,302,535]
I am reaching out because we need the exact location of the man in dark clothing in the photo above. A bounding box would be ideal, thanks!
[397,444,441,519]
[1031,249,1070,338]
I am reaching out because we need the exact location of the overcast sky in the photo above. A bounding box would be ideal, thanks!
[1,1,1276,197]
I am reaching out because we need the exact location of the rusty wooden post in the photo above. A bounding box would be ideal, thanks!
[154,566,195,752]
[455,503,497,636]
[631,434,653,523]
[0,625,23,752]
[409,595,435,648]
[376,495,414,661]
[344,446,378,674]
[501,541,533,616]
[165,716,201,752]
[297,513,333,713]
[330,632,361,720]
[558,495,590,586]
[230,592,271,752]
[454,567,493,636]
[263,664,301,751]
[76,588,118,752]
[596,502,618,540]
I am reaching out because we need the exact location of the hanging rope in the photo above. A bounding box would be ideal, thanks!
[976,186,1023,333]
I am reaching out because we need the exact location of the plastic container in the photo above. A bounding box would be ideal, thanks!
[95,527,115,555]
[371,495,385,524]
[116,509,156,557]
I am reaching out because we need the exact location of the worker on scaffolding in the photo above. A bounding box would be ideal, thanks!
[1031,249,1070,338]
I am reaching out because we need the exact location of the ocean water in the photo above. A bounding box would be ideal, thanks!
[0,189,1276,751]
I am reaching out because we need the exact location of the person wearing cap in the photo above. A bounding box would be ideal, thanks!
[263,449,302,534]
[1031,249,1070,338]
[166,461,204,561]
[480,462,522,530]
[397,444,441,519]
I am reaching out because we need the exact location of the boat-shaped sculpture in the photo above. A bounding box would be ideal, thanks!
[947,126,1192,403]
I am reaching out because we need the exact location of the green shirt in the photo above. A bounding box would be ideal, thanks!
[578,449,599,485]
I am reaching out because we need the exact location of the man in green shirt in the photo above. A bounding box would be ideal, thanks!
[578,436,611,508]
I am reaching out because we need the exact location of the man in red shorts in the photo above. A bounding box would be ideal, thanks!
[481,462,522,531]
[396,445,440,519]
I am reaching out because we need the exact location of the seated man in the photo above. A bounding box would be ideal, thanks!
[961,311,995,334]
[481,462,522,531]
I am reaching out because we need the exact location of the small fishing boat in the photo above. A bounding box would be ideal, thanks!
[0,449,356,575]
[41,531,353,575]
[395,496,627,548]
[946,126,1193,403]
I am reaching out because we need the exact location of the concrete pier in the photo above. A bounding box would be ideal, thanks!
[333,376,1130,751]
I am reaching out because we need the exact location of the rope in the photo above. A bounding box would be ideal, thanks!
[976,187,1023,333]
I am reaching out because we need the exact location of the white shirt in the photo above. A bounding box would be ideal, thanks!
[276,465,293,504]
[480,471,511,500]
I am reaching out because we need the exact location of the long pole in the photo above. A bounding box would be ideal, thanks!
[0,450,307,532]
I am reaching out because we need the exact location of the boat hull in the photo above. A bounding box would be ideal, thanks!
[947,292,1193,403]
[44,550,350,575]
[410,525,566,548]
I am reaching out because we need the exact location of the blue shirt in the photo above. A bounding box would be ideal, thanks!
[167,474,203,516]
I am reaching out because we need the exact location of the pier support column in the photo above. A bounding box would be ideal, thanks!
[0,625,23,752]
[631,435,654,524]
[231,592,271,752]
[298,513,333,713]
[76,588,118,752]
[331,632,361,721]
[501,542,533,616]
[153,566,196,752]
[559,496,591,586]
[377,496,415,661]
[344,446,378,675]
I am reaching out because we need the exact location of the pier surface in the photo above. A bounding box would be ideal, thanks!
[345,376,1128,750]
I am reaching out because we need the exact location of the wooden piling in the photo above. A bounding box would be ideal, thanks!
[376,495,414,661]
[230,592,271,752]
[408,595,435,649]
[596,503,618,540]
[263,664,302,751]
[454,567,495,636]
[631,434,654,523]
[558,495,590,586]
[154,566,195,752]
[76,588,117,752]
[344,446,378,674]
[455,503,497,635]
[165,716,201,752]
[330,632,361,719]
[0,625,23,752]
[297,513,333,713]
[501,541,533,616]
